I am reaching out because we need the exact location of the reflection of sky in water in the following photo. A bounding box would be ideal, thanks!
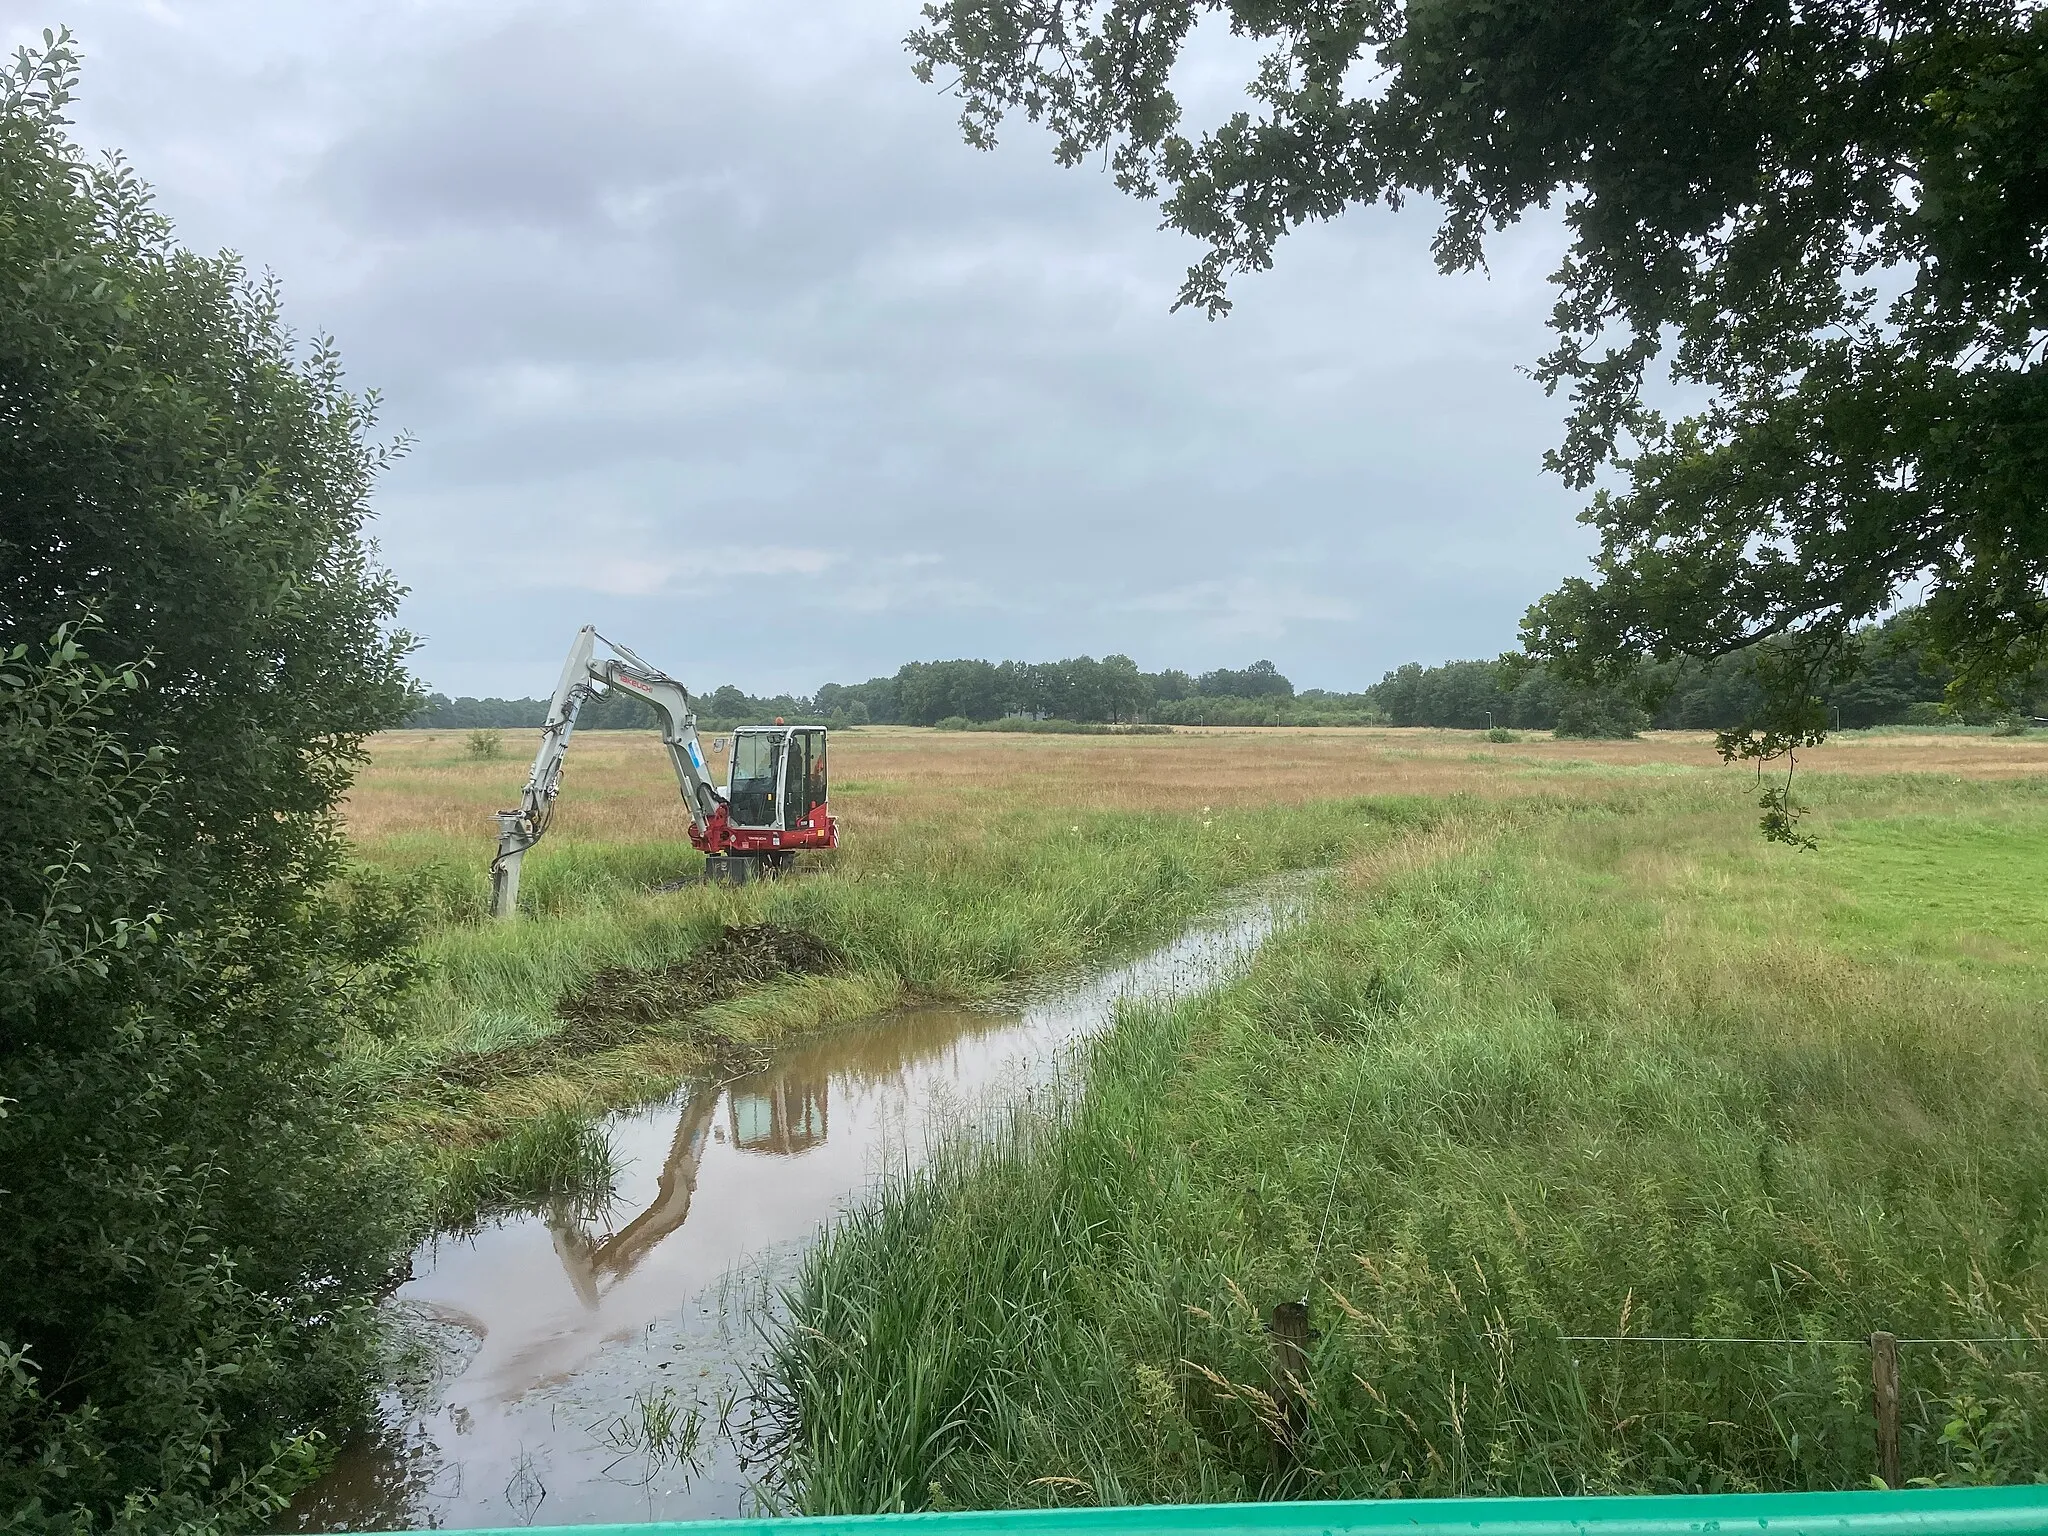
[282,883,1307,1532]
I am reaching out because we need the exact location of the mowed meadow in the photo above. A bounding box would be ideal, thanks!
[344,725,2048,1500]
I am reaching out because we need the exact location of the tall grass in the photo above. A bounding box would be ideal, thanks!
[763,792,2048,1509]
[347,783,1443,1149]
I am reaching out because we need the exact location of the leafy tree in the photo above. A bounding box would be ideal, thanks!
[1829,614,1958,724]
[896,658,1006,723]
[1146,666,1194,702]
[1197,659,1293,699]
[1099,653,1151,722]
[1054,655,1110,720]
[1147,692,1378,724]
[1,35,418,1531]
[1552,691,1651,740]
[828,673,901,724]
[1369,616,1967,731]
[410,692,548,729]
[908,0,2048,768]
[1373,659,1512,729]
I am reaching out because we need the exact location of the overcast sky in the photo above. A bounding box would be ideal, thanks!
[14,0,1592,697]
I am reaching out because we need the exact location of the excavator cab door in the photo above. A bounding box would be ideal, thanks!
[726,728,786,828]
[784,729,828,825]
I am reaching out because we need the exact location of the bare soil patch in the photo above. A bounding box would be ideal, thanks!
[560,923,842,1031]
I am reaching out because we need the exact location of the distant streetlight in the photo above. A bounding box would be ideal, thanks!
[1486,711,1494,730]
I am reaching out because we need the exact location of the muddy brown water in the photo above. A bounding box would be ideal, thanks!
[284,882,1310,1531]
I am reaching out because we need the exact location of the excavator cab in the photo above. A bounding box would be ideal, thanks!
[724,726,829,832]
[705,725,834,883]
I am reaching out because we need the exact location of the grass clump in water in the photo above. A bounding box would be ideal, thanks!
[423,1108,619,1226]
[764,791,2048,1509]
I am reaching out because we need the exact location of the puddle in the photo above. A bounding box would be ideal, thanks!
[283,879,1312,1531]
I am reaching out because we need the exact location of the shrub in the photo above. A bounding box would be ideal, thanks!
[0,39,418,1533]
[1147,695,1381,727]
[467,727,505,759]
[1554,694,1650,739]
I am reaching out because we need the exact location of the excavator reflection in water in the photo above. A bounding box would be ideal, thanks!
[544,1066,831,1308]
[728,1075,828,1156]
[285,882,1299,1533]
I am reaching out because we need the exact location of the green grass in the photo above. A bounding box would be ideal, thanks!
[421,1107,621,1227]
[347,796,1442,1163]
[1801,814,2048,969]
[762,785,2048,1511]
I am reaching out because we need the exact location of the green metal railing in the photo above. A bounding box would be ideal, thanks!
[400,1487,2048,1536]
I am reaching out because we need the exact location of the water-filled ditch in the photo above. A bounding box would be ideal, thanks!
[284,878,1313,1531]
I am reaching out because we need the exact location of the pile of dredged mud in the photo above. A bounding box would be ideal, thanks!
[438,924,842,1088]
[558,923,842,1030]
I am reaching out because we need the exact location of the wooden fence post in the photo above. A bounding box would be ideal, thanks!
[1871,1330,1902,1488]
[1268,1300,1312,1460]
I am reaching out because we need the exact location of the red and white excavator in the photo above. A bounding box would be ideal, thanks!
[488,627,837,917]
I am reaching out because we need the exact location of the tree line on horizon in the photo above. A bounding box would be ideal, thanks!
[411,654,1358,730]
[413,613,1995,736]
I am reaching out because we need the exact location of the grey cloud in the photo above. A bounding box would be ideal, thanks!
[40,0,1591,697]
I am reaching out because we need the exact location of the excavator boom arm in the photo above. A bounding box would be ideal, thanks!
[596,656,722,828]
[489,626,723,917]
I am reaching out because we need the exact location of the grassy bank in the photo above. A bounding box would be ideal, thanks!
[763,771,2048,1508]
[342,731,1463,1203]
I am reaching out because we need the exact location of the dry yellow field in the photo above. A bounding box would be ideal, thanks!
[345,724,2048,849]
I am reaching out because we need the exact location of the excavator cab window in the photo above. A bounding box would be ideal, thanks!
[728,730,785,828]
[798,730,827,817]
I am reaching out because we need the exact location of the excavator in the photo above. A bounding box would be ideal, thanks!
[488,626,837,917]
